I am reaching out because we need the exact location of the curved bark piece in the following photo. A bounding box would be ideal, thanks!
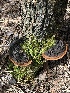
[42,44,68,60]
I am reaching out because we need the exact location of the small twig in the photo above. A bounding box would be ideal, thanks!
[29,81,37,93]
[1,70,13,73]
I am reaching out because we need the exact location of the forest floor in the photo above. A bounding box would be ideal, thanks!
[0,0,70,93]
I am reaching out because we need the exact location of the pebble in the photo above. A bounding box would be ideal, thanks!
[0,73,16,86]
[39,71,47,81]
[0,48,2,52]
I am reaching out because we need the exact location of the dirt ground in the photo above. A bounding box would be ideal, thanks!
[0,0,70,93]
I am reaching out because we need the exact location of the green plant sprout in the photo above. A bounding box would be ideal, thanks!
[7,34,55,82]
